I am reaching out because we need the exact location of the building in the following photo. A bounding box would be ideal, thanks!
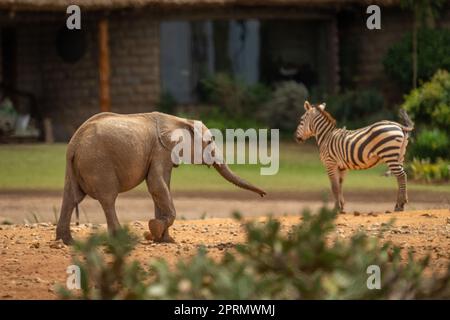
[0,0,449,141]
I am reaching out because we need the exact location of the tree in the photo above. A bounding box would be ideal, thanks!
[400,0,446,88]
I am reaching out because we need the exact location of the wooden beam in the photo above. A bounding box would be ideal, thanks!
[98,17,111,112]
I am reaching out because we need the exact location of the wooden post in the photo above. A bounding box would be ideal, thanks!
[98,18,111,112]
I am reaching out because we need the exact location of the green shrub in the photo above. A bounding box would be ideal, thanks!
[57,227,148,299]
[260,81,308,133]
[60,207,450,300]
[407,158,450,183]
[383,28,450,90]
[157,91,177,114]
[198,107,265,133]
[402,69,450,134]
[200,73,272,118]
[409,129,450,161]
[326,90,393,128]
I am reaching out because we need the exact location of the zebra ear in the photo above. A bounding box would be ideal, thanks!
[318,103,326,111]
[304,101,312,111]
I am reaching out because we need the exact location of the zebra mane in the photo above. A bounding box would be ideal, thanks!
[314,105,337,126]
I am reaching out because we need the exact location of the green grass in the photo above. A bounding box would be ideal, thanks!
[0,143,449,193]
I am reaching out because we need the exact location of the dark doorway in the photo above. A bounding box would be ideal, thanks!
[1,28,17,100]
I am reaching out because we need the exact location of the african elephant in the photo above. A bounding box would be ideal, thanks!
[56,112,266,244]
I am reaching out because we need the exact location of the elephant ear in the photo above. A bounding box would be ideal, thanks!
[156,115,195,151]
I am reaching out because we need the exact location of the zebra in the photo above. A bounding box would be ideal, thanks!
[295,101,414,212]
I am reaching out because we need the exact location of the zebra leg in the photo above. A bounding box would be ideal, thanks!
[338,168,347,212]
[387,163,408,211]
[327,166,343,212]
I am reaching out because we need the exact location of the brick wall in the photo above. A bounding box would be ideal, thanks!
[338,8,413,102]
[9,11,161,141]
[109,14,160,114]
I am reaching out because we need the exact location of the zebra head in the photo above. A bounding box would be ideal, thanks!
[295,101,326,143]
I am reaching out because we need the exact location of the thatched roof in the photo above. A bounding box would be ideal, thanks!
[0,0,401,12]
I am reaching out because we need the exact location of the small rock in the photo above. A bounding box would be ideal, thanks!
[30,242,40,249]
[49,240,65,249]
[353,211,361,216]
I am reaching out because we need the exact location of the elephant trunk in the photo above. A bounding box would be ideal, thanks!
[213,163,266,197]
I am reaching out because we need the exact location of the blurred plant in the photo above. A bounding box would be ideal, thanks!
[157,91,177,114]
[407,158,450,183]
[198,106,265,133]
[402,70,450,135]
[200,73,271,118]
[399,0,446,88]
[58,227,148,299]
[260,81,308,133]
[408,129,450,162]
[383,28,450,91]
[325,90,392,129]
[60,207,450,300]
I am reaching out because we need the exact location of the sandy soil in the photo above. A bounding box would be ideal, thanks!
[1,189,449,224]
[0,208,449,299]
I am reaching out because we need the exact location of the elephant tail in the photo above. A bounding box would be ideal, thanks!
[65,149,85,222]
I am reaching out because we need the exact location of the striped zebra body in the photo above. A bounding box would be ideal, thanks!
[296,101,414,212]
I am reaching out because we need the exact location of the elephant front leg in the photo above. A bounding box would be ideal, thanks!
[146,166,176,243]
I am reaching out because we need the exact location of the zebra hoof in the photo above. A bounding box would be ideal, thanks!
[394,205,404,212]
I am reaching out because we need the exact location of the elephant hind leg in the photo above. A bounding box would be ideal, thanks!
[97,194,121,235]
[56,179,85,245]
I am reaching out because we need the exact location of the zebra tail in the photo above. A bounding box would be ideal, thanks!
[399,109,414,132]
[398,109,414,163]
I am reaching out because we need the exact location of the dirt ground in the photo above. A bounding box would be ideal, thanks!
[0,204,449,299]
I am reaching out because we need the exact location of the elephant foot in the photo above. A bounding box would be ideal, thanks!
[154,233,175,243]
[148,219,175,243]
[56,231,74,245]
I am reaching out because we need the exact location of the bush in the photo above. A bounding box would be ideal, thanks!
[402,69,450,134]
[59,207,450,300]
[408,129,450,161]
[260,81,308,133]
[407,158,450,183]
[200,73,272,118]
[326,90,393,128]
[157,91,177,114]
[198,107,265,133]
[383,28,450,90]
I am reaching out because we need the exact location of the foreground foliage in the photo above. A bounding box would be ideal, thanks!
[59,207,450,299]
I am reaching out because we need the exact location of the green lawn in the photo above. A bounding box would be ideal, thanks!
[0,143,449,193]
